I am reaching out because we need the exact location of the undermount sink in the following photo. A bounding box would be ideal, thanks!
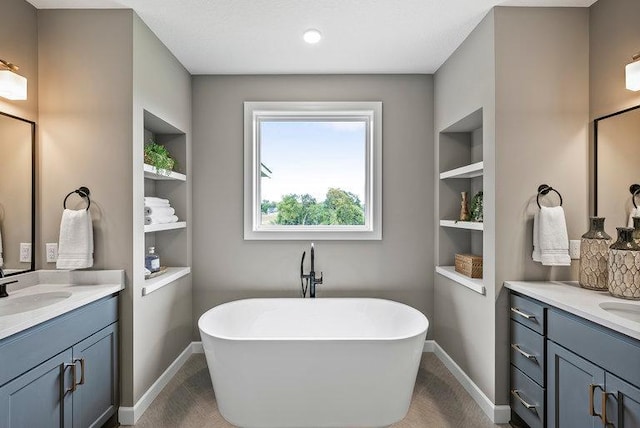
[599,301,640,324]
[0,291,72,316]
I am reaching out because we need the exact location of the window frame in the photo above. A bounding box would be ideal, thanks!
[243,101,382,240]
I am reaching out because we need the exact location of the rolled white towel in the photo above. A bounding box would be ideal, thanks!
[144,197,170,207]
[144,206,175,216]
[628,207,640,227]
[145,215,179,225]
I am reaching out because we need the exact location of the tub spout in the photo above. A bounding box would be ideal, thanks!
[300,243,323,298]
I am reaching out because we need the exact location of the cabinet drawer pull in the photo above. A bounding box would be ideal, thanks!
[74,358,86,386]
[511,307,536,320]
[601,391,614,427]
[511,389,538,413]
[589,384,603,420]
[63,362,77,393]
[511,344,538,361]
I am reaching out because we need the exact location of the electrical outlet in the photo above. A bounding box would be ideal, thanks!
[46,243,58,263]
[19,243,32,263]
[569,240,581,260]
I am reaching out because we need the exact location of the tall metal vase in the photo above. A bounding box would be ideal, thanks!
[579,217,612,291]
[608,227,640,300]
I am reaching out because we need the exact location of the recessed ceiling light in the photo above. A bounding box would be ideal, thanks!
[303,29,322,44]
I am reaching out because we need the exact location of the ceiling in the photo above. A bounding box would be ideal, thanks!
[26,0,597,75]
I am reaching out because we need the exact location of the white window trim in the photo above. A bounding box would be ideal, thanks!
[244,101,382,240]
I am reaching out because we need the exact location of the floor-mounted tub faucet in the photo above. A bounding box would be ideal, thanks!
[300,243,323,298]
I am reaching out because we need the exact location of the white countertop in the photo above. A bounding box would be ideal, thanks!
[505,280,640,341]
[0,270,124,340]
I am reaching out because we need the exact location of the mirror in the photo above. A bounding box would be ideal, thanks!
[594,104,640,238]
[0,112,35,275]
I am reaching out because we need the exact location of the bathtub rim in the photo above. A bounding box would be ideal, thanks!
[198,297,429,342]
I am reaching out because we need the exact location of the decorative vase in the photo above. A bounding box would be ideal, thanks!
[579,217,612,291]
[470,191,483,222]
[608,227,640,300]
[633,217,640,245]
[459,192,470,221]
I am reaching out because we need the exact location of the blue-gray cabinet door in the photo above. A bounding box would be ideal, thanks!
[0,348,73,428]
[605,372,640,428]
[71,323,118,428]
[547,341,606,428]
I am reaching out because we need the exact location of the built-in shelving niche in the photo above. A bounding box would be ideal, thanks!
[436,108,485,295]
[142,110,189,296]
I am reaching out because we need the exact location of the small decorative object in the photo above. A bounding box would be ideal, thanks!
[144,139,176,174]
[459,192,471,221]
[470,191,483,222]
[579,217,612,291]
[608,227,640,300]
[145,246,161,273]
[632,217,640,245]
[455,253,483,278]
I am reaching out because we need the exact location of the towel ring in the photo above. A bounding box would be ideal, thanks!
[536,184,562,209]
[630,184,640,209]
[63,186,91,211]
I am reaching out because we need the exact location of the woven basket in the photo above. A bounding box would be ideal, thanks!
[455,254,483,278]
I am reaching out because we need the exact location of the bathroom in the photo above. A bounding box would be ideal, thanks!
[0,0,638,426]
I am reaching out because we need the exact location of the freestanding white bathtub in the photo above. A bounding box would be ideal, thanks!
[198,298,429,428]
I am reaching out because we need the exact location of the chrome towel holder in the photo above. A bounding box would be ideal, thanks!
[537,184,563,208]
[63,186,91,211]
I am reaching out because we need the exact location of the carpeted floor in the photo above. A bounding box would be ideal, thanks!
[130,353,511,428]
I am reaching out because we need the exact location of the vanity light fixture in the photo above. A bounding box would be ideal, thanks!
[303,29,322,44]
[626,53,640,91]
[0,59,27,101]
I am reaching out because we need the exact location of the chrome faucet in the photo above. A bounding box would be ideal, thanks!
[300,243,323,298]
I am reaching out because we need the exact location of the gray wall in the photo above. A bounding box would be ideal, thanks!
[590,0,640,120]
[434,7,589,405]
[192,75,434,336]
[132,14,193,403]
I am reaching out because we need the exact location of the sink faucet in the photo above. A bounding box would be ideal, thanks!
[0,267,19,298]
[300,243,323,298]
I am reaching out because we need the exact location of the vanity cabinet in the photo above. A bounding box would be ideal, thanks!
[0,295,118,428]
[509,291,640,428]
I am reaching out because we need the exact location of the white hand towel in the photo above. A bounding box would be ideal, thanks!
[532,211,541,262]
[538,206,571,266]
[56,209,93,270]
[628,207,640,227]
[144,206,175,216]
[144,197,170,206]
[145,215,179,225]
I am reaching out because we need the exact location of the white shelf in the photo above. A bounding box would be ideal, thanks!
[142,267,191,296]
[144,221,187,233]
[144,164,186,181]
[435,266,485,295]
[439,220,484,231]
[439,161,483,179]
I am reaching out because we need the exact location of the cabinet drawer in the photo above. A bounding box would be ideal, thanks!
[511,320,545,386]
[510,294,545,334]
[548,309,640,389]
[511,366,545,428]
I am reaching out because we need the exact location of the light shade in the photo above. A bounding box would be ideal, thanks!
[0,69,27,100]
[626,58,640,91]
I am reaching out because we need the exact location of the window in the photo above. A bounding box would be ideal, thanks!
[244,101,382,240]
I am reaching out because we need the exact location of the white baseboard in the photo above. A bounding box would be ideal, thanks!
[422,339,436,352]
[118,342,201,425]
[192,341,204,353]
[428,341,510,424]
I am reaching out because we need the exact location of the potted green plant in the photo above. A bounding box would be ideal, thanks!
[144,140,176,175]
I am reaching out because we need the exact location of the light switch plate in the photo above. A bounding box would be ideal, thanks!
[569,240,581,260]
[46,243,58,263]
[20,243,32,263]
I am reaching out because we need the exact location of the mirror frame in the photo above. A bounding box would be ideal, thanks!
[593,103,640,216]
[0,111,36,276]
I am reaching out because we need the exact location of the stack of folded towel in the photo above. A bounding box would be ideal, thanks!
[532,206,571,266]
[144,197,178,225]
